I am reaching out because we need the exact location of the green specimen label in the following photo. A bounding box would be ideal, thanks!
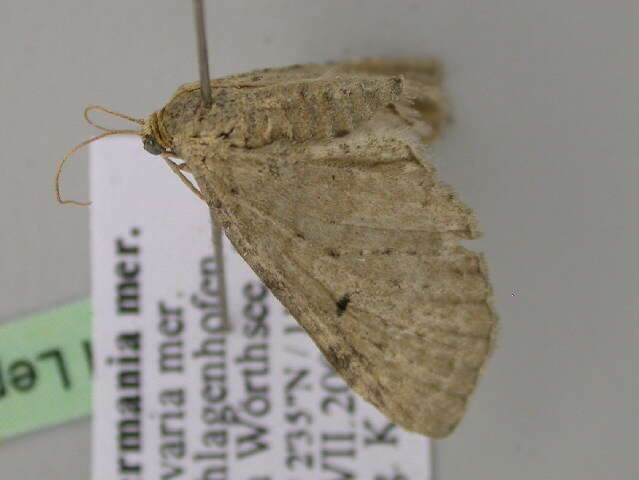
[0,301,91,440]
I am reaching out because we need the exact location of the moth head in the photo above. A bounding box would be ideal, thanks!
[142,136,165,156]
[141,111,173,156]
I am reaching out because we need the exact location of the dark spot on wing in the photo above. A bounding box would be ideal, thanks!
[326,248,340,258]
[336,294,351,316]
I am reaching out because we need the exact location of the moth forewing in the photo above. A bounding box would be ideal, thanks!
[146,58,498,438]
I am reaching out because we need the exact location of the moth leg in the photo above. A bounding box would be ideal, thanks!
[161,154,205,201]
[176,162,191,173]
[160,152,192,172]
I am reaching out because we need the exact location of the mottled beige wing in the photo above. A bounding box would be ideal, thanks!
[186,105,497,438]
[171,57,447,142]
[205,57,442,88]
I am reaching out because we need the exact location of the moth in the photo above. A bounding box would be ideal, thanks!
[59,58,498,438]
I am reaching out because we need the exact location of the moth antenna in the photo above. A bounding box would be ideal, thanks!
[84,105,145,132]
[56,130,140,206]
[162,154,205,202]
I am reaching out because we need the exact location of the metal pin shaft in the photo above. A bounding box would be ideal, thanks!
[193,0,229,330]
[193,0,212,108]
[210,211,230,332]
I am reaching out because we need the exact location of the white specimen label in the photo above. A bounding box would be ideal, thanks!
[91,137,430,480]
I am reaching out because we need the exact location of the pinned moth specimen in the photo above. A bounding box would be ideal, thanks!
[59,58,498,438]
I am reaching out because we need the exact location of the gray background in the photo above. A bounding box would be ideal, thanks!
[1,0,638,478]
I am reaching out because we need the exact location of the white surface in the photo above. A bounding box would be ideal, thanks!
[1,1,638,479]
